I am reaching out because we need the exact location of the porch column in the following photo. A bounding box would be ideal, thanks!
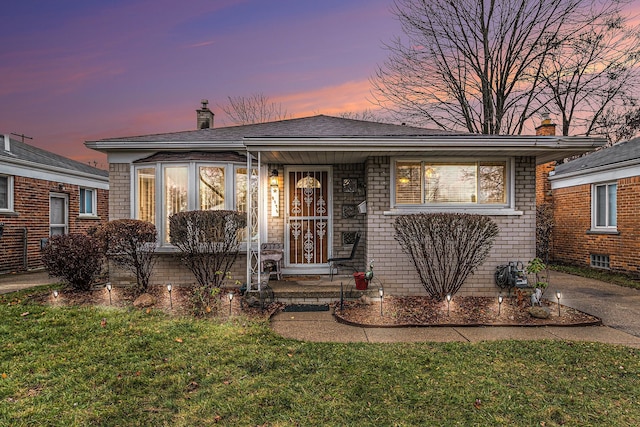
[246,151,262,291]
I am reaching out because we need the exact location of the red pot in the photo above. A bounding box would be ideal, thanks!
[353,272,368,290]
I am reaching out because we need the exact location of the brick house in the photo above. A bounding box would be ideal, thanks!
[0,134,109,274]
[548,137,640,276]
[86,103,603,296]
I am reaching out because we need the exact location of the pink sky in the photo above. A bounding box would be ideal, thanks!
[0,0,396,168]
[2,1,639,169]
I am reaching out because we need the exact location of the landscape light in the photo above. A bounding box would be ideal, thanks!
[555,290,562,317]
[227,292,234,316]
[378,287,384,317]
[446,293,452,316]
[167,284,173,309]
[106,282,112,305]
[498,294,503,316]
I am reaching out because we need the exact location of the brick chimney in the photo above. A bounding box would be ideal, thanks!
[535,111,556,205]
[535,111,556,136]
[196,99,214,129]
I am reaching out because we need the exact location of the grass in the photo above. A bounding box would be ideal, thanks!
[1,288,640,426]
[551,264,640,290]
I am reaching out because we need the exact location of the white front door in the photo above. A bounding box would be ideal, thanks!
[285,167,332,272]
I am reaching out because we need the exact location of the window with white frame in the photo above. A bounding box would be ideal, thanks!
[592,182,617,229]
[134,161,256,243]
[79,188,97,216]
[393,159,509,207]
[0,175,13,211]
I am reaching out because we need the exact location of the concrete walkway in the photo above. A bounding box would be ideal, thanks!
[0,270,56,295]
[271,310,640,347]
[271,270,640,347]
[545,271,640,338]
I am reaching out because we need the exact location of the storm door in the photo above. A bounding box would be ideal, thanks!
[286,168,331,268]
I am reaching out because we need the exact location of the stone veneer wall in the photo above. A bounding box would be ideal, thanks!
[364,156,536,297]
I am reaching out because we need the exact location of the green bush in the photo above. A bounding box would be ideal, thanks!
[96,219,157,295]
[41,233,103,291]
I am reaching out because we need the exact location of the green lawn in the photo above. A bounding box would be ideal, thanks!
[1,289,639,426]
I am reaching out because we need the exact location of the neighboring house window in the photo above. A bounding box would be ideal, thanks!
[393,159,509,206]
[590,254,610,269]
[0,175,14,212]
[79,188,97,216]
[134,162,256,243]
[592,182,617,229]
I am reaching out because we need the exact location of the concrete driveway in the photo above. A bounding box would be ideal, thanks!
[546,271,640,338]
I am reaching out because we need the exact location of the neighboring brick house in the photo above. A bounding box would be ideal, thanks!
[86,104,603,296]
[0,134,109,274]
[548,137,640,276]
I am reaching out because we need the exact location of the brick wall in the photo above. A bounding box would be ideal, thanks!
[331,164,366,267]
[0,176,108,273]
[536,162,556,205]
[109,253,248,287]
[364,156,536,297]
[109,163,131,220]
[551,176,640,276]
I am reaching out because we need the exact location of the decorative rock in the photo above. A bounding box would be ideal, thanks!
[243,294,260,308]
[528,306,551,319]
[359,295,372,305]
[133,293,156,308]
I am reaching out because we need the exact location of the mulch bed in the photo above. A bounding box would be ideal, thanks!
[333,296,601,327]
[16,286,601,327]
[22,285,283,320]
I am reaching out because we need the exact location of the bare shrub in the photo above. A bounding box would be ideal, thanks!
[169,210,247,311]
[41,233,103,291]
[96,219,157,295]
[394,213,499,300]
[536,202,554,264]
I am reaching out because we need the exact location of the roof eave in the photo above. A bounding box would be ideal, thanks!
[550,157,640,181]
[0,155,109,183]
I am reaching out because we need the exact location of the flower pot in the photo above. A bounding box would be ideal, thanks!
[353,272,368,290]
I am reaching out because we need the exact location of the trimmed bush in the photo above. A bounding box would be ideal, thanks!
[96,219,157,295]
[394,213,499,300]
[169,210,246,311]
[41,233,103,291]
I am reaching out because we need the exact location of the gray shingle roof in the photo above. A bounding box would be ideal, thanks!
[0,136,108,177]
[554,137,640,176]
[91,114,460,143]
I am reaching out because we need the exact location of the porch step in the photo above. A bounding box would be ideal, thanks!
[272,286,376,305]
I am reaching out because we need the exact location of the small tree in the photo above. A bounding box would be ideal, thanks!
[96,219,157,295]
[169,210,246,310]
[41,233,103,291]
[394,213,499,300]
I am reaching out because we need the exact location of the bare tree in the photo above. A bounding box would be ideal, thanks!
[594,106,640,144]
[219,93,289,125]
[337,109,383,122]
[371,0,636,136]
[540,6,640,137]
